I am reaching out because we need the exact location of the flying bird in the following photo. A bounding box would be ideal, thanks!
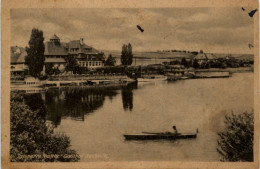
[248,43,254,49]
[248,9,258,17]
[137,25,144,32]
[242,7,245,11]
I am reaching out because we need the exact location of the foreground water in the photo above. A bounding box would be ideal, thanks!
[26,73,253,161]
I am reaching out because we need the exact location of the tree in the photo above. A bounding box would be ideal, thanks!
[121,43,133,66]
[188,60,193,68]
[77,67,88,74]
[192,59,200,69]
[25,28,45,78]
[217,112,253,162]
[65,55,79,74]
[53,67,61,75]
[105,54,116,66]
[45,63,54,76]
[181,58,188,67]
[191,51,198,55]
[127,43,133,65]
[170,60,180,65]
[121,44,127,65]
[10,92,80,162]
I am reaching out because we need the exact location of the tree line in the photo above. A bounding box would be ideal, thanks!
[158,49,203,55]
[172,57,253,69]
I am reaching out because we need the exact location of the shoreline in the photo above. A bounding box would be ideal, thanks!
[10,67,253,89]
[194,67,253,73]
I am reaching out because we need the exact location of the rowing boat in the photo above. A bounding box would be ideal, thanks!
[124,132,197,140]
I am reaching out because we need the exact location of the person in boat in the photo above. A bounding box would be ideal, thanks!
[164,125,179,135]
[172,125,178,134]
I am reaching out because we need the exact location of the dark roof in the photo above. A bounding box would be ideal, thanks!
[68,40,101,55]
[45,58,66,63]
[11,46,26,63]
[68,40,81,49]
[50,34,60,40]
[44,41,68,56]
[11,46,66,64]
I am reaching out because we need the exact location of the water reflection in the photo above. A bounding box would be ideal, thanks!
[121,82,138,111]
[19,82,138,126]
[40,83,137,126]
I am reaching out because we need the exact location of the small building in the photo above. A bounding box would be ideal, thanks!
[11,46,27,80]
[193,53,217,65]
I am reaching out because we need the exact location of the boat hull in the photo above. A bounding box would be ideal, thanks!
[124,134,197,140]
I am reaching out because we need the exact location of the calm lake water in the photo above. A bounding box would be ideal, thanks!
[24,73,253,161]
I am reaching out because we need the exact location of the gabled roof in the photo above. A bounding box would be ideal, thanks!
[11,46,26,63]
[205,53,217,60]
[194,53,207,60]
[194,53,218,60]
[50,34,60,40]
[44,41,68,55]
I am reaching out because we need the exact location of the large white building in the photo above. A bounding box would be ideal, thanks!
[44,34,105,69]
[11,34,105,78]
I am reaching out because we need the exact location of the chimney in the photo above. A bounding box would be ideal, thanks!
[80,38,84,45]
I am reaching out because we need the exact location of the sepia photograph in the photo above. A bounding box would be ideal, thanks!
[2,0,259,168]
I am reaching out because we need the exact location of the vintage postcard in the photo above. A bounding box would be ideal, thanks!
[1,0,259,168]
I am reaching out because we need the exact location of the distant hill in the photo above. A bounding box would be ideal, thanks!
[103,50,254,60]
[214,53,254,61]
[103,50,195,59]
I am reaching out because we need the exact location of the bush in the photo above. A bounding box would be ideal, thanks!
[10,91,80,162]
[181,58,188,67]
[105,54,116,66]
[217,112,254,162]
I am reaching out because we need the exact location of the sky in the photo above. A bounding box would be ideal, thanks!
[11,8,254,54]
